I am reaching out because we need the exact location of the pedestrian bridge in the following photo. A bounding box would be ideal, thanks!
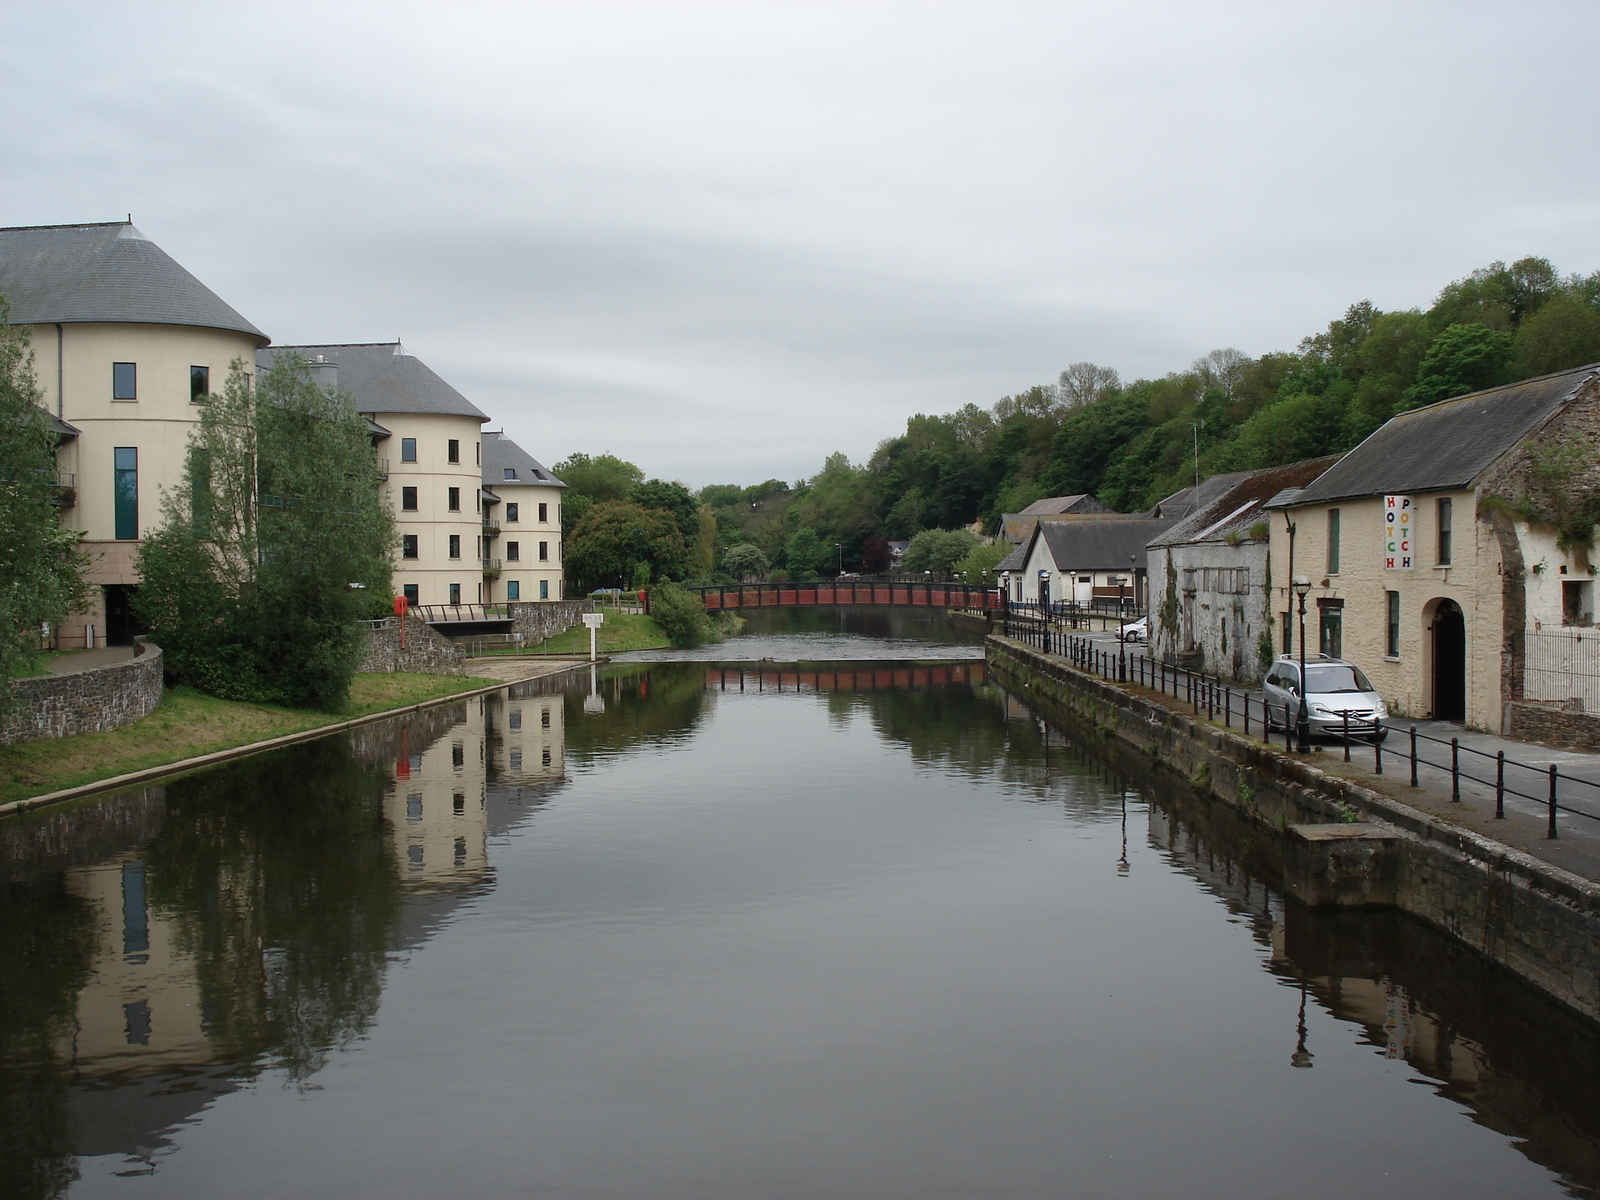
[691,580,1002,612]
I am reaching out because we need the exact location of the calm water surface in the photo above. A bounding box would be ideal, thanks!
[2,614,1599,1199]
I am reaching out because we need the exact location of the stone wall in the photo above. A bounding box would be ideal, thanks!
[358,617,466,675]
[987,633,1600,1023]
[1,641,165,745]
[507,599,590,644]
[1507,700,1600,749]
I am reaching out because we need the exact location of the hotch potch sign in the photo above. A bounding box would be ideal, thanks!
[1384,495,1413,569]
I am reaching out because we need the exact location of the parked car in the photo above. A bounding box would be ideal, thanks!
[1120,616,1148,644]
[1263,654,1388,741]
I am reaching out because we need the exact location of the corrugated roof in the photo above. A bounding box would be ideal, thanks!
[1149,457,1339,548]
[0,222,267,341]
[1290,365,1600,506]
[481,431,566,488]
[259,343,489,421]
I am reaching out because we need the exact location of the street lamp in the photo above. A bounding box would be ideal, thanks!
[835,543,843,576]
[1117,574,1128,681]
[1293,573,1312,752]
[1068,572,1078,628]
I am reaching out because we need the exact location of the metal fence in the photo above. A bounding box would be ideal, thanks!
[1524,628,1600,711]
[999,612,1600,838]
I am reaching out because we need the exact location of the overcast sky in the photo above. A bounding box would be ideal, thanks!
[3,2,1597,487]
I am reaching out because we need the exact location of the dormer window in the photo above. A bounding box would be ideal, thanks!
[504,468,516,480]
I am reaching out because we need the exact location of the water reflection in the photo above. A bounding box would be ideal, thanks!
[0,661,1598,1197]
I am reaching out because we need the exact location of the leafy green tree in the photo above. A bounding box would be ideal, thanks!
[631,478,699,544]
[952,539,1010,585]
[136,359,395,709]
[1514,290,1600,377]
[0,302,87,687]
[564,500,688,590]
[722,542,769,578]
[646,581,714,646]
[1402,322,1516,410]
[551,452,644,533]
[900,527,978,574]
[783,527,831,578]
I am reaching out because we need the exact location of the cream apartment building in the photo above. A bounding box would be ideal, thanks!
[1268,364,1600,731]
[480,430,566,603]
[0,221,271,646]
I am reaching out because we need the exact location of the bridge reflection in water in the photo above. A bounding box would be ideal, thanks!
[694,580,1001,611]
[705,661,987,693]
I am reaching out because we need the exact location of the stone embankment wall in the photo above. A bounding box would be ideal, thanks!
[359,617,465,675]
[508,600,590,643]
[1,641,165,746]
[986,634,1600,1023]
[1507,700,1600,749]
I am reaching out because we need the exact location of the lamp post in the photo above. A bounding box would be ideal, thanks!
[835,543,843,576]
[1117,574,1128,681]
[1293,573,1312,752]
[1068,572,1078,628]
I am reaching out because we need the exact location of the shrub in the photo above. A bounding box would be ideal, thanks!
[648,582,715,646]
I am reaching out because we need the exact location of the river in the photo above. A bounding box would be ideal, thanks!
[1,607,1597,1199]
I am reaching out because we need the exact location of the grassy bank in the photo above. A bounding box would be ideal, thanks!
[495,611,672,655]
[0,672,499,806]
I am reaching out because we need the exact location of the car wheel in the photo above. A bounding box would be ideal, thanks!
[1370,726,1389,744]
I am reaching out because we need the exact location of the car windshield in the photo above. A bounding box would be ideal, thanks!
[1304,664,1374,693]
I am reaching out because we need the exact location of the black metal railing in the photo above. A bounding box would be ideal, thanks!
[998,612,1600,838]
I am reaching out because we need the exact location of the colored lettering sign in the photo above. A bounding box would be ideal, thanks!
[1384,495,1412,569]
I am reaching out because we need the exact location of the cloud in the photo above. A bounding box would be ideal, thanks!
[2,1,1598,484]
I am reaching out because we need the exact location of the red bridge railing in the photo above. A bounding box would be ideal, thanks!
[691,580,1003,612]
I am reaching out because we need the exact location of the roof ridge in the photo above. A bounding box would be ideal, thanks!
[0,220,129,232]
[1397,360,1599,418]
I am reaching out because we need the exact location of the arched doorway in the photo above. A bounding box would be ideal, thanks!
[1431,598,1466,721]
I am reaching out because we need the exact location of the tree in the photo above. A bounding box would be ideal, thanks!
[722,542,769,579]
[1514,291,1600,377]
[646,581,714,646]
[1057,362,1121,410]
[564,500,688,590]
[631,478,699,544]
[550,452,644,533]
[951,539,1010,585]
[1402,323,1515,410]
[135,359,394,709]
[783,527,831,578]
[900,527,978,574]
[0,301,87,687]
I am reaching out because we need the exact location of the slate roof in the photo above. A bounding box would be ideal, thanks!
[999,495,1114,543]
[0,222,267,341]
[259,343,489,421]
[1149,457,1339,549]
[1289,364,1600,507]
[997,515,1177,573]
[481,431,566,489]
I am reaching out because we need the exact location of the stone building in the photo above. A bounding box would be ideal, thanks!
[1268,363,1600,730]
[1145,458,1337,683]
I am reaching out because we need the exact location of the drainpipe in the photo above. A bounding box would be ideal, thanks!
[54,323,64,417]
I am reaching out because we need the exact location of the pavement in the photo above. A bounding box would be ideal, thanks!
[46,646,136,673]
[463,655,595,684]
[1041,625,1600,882]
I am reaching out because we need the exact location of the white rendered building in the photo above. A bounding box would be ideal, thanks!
[480,430,565,602]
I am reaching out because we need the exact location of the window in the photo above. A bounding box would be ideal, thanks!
[449,583,461,605]
[448,534,461,559]
[1386,590,1400,657]
[112,362,137,400]
[401,438,417,463]
[448,439,460,464]
[448,487,460,511]
[114,447,138,539]
[401,486,418,511]
[1437,497,1452,565]
[475,442,480,465]
[506,541,520,561]
[403,583,419,605]
[539,579,549,600]
[538,540,548,561]
[1327,508,1341,575]
[507,580,520,600]
[402,534,418,559]
[509,709,522,730]
[542,708,550,728]
[190,365,209,402]
[506,502,519,522]
[1318,604,1342,658]
[538,502,548,523]
[504,468,516,480]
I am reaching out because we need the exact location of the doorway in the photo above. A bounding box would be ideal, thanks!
[1037,574,1049,609]
[1431,598,1466,721]
[103,584,146,646]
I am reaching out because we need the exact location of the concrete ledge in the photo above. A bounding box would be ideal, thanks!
[987,633,1600,1022]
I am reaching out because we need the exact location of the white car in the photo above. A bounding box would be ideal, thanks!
[1120,617,1148,644]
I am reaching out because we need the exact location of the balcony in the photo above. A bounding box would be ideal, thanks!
[481,518,500,536]
[481,558,502,578]
[52,471,76,508]
[375,457,389,481]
